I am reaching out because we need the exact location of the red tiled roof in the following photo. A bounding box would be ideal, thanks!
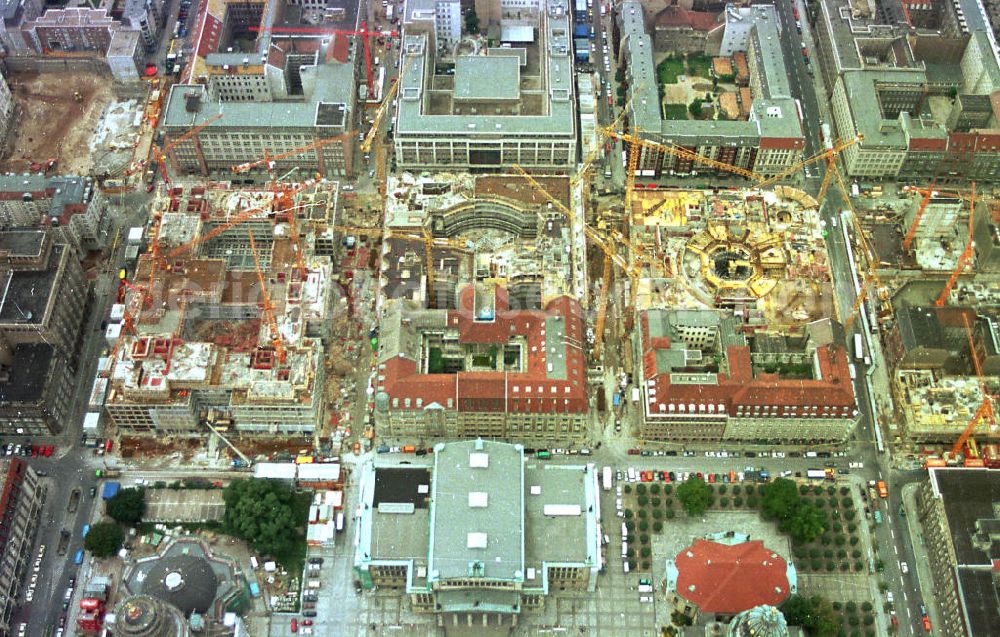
[639,311,856,418]
[381,285,587,415]
[760,136,805,150]
[654,7,720,32]
[674,539,790,614]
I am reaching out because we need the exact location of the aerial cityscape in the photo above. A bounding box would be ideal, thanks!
[0,0,995,633]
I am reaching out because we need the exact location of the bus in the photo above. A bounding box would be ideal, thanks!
[806,469,827,480]
[877,480,888,498]
[853,333,864,361]
[536,450,551,460]
[602,466,613,491]
[335,512,344,532]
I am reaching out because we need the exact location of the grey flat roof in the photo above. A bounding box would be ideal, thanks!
[454,56,520,101]
[429,440,525,582]
[0,231,45,258]
[748,5,790,100]
[396,14,575,137]
[162,44,354,130]
[839,69,928,148]
[929,468,1000,637]
[0,244,62,325]
[0,343,54,404]
[524,464,591,571]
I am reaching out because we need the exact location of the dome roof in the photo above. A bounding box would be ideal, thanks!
[142,555,219,616]
[114,595,188,637]
[728,605,790,637]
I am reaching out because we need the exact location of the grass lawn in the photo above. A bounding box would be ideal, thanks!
[663,103,688,120]
[657,57,685,84]
[686,53,713,79]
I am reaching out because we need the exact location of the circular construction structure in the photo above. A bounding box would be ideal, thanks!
[113,595,189,637]
[141,554,220,616]
[683,223,788,301]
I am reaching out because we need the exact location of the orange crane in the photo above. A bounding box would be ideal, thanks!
[272,181,313,279]
[901,183,936,251]
[157,112,224,183]
[935,182,977,307]
[951,310,995,459]
[230,134,349,175]
[166,180,319,260]
[246,229,287,364]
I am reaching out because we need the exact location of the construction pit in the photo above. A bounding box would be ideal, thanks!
[2,71,123,175]
[625,185,835,327]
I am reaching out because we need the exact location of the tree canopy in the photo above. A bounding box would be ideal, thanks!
[223,479,305,557]
[676,476,711,517]
[761,478,800,520]
[782,594,840,637]
[786,503,827,543]
[464,9,480,34]
[84,522,124,558]
[106,487,146,526]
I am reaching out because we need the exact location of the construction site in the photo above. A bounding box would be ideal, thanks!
[2,71,131,176]
[623,185,833,326]
[102,177,365,454]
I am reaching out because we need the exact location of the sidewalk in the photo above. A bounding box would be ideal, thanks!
[900,483,939,636]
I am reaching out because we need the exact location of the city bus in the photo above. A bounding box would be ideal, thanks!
[602,466,612,491]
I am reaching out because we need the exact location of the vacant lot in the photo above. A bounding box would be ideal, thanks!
[3,71,115,175]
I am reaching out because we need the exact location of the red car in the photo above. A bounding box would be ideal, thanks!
[302,620,313,627]
[661,471,670,482]
[290,618,298,633]
[696,472,704,480]
[627,449,640,455]
[44,445,53,457]
[708,473,716,483]
[104,439,113,452]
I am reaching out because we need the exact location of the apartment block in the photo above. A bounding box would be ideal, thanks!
[0,230,87,361]
[0,460,43,635]
[817,0,1000,180]
[632,309,858,443]
[620,2,804,178]
[163,34,356,178]
[394,0,577,171]
[374,284,588,444]
[0,174,119,254]
[915,468,1000,637]
[354,439,600,627]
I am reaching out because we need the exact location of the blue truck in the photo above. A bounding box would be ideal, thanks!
[612,392,621,408]
[101,481,121,500]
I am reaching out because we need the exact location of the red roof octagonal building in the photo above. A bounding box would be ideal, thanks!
[667,534,797,617]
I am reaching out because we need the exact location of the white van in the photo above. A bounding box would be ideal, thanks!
[621,542,628,558]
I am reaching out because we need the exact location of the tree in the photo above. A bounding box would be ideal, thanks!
[223,479,305,557]
[782,595,840,637]
[106,487,146,526]
[464,8,480,34]
[84,522,124,558]
[688,99,703,117]
[671,610,693,626]
[761,478,800,521]
[676,476,711,517]
[787,503,827,543]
